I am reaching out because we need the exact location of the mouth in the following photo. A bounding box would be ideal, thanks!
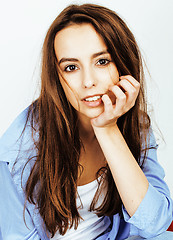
[84,95,102,102]
[82,94,103,107]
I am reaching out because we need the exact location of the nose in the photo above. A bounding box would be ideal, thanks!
[82,67,97,88]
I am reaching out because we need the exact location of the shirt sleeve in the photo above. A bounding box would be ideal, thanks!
[0,161,41,240]
[122,129,173,238]
[0,108,42,240]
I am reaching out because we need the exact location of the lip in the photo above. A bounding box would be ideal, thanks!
[82,94,103,107]
[81,93,103,101]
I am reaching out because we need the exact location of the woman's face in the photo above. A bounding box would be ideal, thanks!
[54,23,119,122]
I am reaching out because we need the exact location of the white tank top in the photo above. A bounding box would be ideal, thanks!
[51,176,110,240]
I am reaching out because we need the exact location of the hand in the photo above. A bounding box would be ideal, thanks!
[91,75,140,128]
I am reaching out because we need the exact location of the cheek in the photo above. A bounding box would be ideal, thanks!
[111,67,120,84]
[104,65,119,86]
[106,66,119,104]
[60,80,79,109]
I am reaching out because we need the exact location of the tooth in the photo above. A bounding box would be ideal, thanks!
[85,96,101,102]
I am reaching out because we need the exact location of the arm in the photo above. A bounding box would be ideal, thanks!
[92,75,148,217]
[0,108,48,240]
[93,123,148,217]
[120,131,173,238]
[0,161,41,240]
[91,75,173,237]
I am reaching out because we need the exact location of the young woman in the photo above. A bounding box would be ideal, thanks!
[0,4,172,240]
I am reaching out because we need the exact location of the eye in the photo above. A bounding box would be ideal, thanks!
[64,65,78,72]
[96,58,110,66]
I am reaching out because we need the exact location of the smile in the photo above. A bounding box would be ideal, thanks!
[82,95,103,107]
[84,95,102,102]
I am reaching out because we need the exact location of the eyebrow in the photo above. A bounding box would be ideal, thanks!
[58,50,109,65]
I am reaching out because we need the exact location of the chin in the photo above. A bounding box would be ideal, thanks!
[76,105,104,122]
[84,107,104,119]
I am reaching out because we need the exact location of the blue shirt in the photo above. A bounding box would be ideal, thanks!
[0,107,172,240]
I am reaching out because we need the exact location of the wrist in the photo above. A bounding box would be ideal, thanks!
[92,121,120,137]
[92,122,128,153]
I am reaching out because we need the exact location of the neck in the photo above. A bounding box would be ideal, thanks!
[78,113,96,143]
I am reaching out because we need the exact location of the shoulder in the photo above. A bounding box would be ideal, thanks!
[0,105,36,169]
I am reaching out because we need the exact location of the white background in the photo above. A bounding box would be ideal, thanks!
[0,0,173,196]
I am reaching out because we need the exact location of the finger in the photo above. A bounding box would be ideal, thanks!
[91,95,113,127]
[117,79,139,99]
[102,94,114,115]
[118,78,140,109]
[110,85,126,113]
[120,75,140,89]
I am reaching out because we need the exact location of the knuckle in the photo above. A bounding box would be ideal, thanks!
[131,102,135,108]
[107,100,112,106]
[135,81,140,88]
[119,95,126,101]
[130,100,136,108]
[131,88,136,94]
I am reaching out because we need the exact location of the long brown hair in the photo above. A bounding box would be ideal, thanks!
[24,3,150,237]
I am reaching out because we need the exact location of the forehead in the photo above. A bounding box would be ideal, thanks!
[54,23,108,59]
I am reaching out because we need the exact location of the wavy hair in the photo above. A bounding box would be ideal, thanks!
[24,4,150,237]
